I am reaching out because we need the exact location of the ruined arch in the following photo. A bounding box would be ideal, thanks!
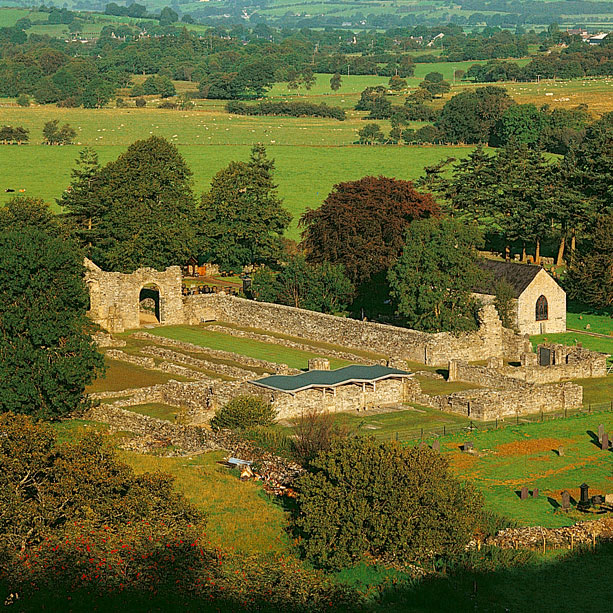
[138,282,162,325]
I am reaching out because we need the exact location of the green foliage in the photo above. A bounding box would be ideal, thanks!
[198,145,291,269]
[388,217,482,333]
[489,103,548,148]
[437,86,514,144]
[0,124,28,144]
[388,75,407,90]
[292,407,350,465]
[567,213,613,309]
[16,93,29,107]
[142,74,176,98]
[301,176,438,286]
[295,437,483,570]
[251,255,354,313]
[226,100,346,121]
[330,72,342,91]
[135,96,146,107]
[493,278,517,330]
[42,119,76,145]
[357,122,386,144]
[210,395,277,431]
[0,204,103,419]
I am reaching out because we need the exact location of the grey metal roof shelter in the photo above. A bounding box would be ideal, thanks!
[251,364,412,395]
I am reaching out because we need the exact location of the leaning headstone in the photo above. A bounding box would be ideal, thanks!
[558,446,565,457]
[598,424,605,442]
[463,441,474,453]
[561,491,571,510]
[602,433,609,451]
[532,488,539,498]
[520,486,529,500]
[432,439,440,452]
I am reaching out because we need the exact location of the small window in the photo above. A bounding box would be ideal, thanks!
[536,295,548,321]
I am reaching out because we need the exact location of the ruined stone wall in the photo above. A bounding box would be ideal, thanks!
[185,294,517,366]
[85,259,184,332]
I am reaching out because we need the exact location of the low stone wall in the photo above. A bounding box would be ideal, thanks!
[84,404,222,453]
[106,349,156,369]
[185,294,517,367]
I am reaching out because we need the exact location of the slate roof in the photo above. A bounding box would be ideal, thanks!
[473,260,543,298]
[251,365,412,394]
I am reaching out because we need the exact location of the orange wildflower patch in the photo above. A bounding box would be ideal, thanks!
[495,438,574,457]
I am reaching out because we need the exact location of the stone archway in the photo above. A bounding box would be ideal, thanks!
[139,283,162,325]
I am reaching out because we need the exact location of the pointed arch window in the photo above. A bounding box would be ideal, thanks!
[535,295,548,321]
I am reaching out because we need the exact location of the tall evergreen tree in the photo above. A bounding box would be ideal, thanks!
[198,145,291,269]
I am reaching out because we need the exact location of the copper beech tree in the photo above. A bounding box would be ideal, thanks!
[299,176,439,286]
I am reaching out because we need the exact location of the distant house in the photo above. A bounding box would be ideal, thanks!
[473,260,566,335]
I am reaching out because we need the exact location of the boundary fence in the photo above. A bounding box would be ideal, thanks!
[387,400,613,443]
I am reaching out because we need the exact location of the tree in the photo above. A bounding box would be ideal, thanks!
[16,93,29,107]
[0,414,205,600]
[489,103,547,148]
[300,176,438,285]
[295,437,483,570]
[210,396,277,431]
[357,122,385,144]
[330,72,342,91]
[494,278,516,330]
[567,213,613,309]
[42,119,76,145]
[252,256,354,313]
[198,145,291,269]
[388,75,407,90]
[0,206,103,419]
[388,217,482,332]
[135,96,146,107]
[436,86,514,144]
[84,137,197,272]
[159,6,178,25]
[57,148,102,251]
[419,72,451,97]
[292,408,349,465]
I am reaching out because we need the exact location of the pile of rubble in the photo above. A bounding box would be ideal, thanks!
[485,517,613,549]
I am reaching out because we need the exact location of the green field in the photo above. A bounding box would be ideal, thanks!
[531,331,613,362]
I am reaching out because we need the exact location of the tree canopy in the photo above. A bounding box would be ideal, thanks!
[300,176,438,286]
[388,217,482,332]
[198,145,291,270]
[295,437,483,570]
[0,200,103,419]
[62,137,197,273]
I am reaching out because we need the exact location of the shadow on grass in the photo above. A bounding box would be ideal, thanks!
[371,542,613,612]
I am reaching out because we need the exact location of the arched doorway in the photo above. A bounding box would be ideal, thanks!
[139,284,162,325]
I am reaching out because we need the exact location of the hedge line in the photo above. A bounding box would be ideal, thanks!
[226,100,346,121]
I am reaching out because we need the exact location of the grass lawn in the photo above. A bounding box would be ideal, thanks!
[86,357,185,393]
[140,325,352,370]
[531,331,613,363]
[121,449,292,555]
[567,302,613,335]
[435,412,613,527]
[127,402,180,422]
[572,376,613,406]
[414,374,480,396]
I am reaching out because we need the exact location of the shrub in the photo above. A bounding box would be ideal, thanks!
[158,100,177,109]
[135,97,146,107]
[226,100,346,121]
[295,438,483,570]
[16,93,30,107]
[210,395,277,431]
[115,97,126,108]
[292,408,349,465]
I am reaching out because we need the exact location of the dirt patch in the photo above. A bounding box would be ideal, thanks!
[495,438,574,457]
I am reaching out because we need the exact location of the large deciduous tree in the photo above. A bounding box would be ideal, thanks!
[62,136,198,272]
[295,437,483,570]
[436,86,514,144]
[198,145,291,269]
[388,217,482,332]
[300,176,438,286]
[0,200,103,419]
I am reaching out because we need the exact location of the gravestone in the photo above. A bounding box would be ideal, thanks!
[532,488,539,498]
[432,440,440,452]
[561,490,571,510]
[538,346,552,367]
[463,441,474,453]
[605,494,613,505]
[592,495,603,505]
[602,433,609,451]
[598,424,605,442]
[558,446,565,457]
[520,486,529,500]
[580,483,590,506]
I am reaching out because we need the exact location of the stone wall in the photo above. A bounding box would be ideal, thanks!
[85,259,184,332]
[185,294,519,367]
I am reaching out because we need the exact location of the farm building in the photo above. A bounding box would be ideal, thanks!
[473,260,566,335]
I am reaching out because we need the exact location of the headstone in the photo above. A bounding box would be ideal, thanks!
[532,488,539,498]
[520,486,529,500]
[580,483,590,506]
[558,446,565,457]
[432,439,440,452]
[602,433,609,451]
[463,441,474,453]
[605,494,613,505]
[598,424,605,442]
[561,490,571,510]
[592,495,603,505]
